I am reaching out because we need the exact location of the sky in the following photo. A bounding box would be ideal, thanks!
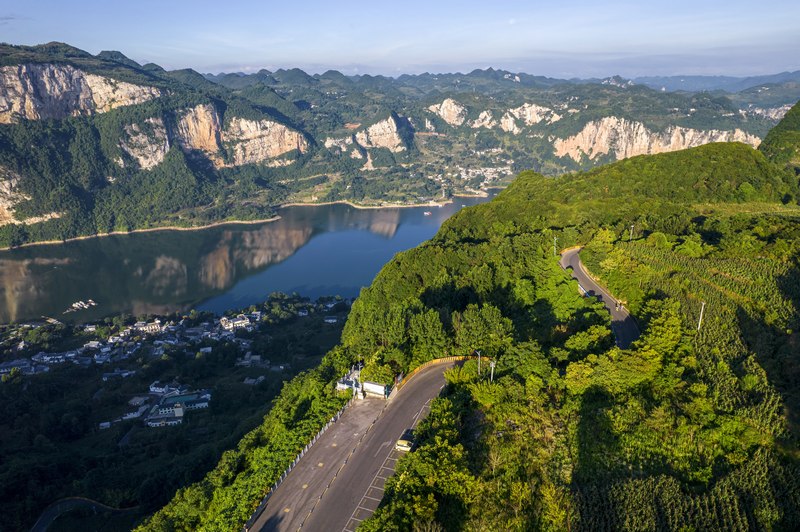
[1,0,798,78]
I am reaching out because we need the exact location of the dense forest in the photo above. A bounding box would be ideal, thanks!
[137,103,800,530]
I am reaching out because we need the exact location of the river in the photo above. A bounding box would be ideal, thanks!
[0,195,495,324]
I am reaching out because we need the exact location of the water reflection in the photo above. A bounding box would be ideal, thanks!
[0,196,491,323]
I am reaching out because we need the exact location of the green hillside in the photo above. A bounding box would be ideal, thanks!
[761,100,800,173]
[140,109,800,530]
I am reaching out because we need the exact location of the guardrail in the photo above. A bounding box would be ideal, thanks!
[243,393,355,531]
[396,355,475,390]
[243,355,475,530]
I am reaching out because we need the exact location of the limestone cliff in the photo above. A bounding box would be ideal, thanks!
[553,117,761,162]
[499,112,521,134]
[175,104,308,167]
[508,103,562,125]
[223,117,308,166]
[428,98,467,126]
[0,166,61,226]
[0,64,162,123]
[0,169,24,225]
[176,104,223,162]
[470,110,497,129]
[119,117,170,170]
[354,114,413,153]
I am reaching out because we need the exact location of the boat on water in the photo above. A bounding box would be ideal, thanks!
[423,211,432,216]
[63,299,98,314]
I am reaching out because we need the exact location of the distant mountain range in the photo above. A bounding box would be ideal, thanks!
[633,71,800,93]
[0,42,798,247]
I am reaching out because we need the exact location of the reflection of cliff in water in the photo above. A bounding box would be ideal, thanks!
[0,203,403,323]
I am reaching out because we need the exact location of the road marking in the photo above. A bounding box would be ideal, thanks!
[364,495,382,502]
[374,440,390,457]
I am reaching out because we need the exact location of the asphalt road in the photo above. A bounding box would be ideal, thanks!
[304,362,452,531]
[251,397,386,531]
[559,247,640,348]
[254,361,454,531]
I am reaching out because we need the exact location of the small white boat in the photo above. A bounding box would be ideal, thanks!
[423,211,432,216]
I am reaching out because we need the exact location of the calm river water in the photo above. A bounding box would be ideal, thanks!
[0,195,494,324]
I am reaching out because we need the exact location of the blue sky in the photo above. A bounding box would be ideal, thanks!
[1,0,798,77]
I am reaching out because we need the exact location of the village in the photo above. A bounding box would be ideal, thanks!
[0,294,352,431]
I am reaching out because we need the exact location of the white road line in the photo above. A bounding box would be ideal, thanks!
[363,495,382,502]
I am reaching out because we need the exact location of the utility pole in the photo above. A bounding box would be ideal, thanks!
[697,301,706,331]
[553,236,557,257]
[629,224,634,242]
[489,360,496,383]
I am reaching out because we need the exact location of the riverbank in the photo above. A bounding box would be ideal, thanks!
[0,216,281,252]
[1,189,500,252]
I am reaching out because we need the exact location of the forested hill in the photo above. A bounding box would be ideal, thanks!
[0,42,798,247]
[141,104,800,530]
[760,99,800,174]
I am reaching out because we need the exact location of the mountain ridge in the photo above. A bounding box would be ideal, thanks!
[0,42,797,248]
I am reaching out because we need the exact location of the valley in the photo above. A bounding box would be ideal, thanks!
[0,43,797,248]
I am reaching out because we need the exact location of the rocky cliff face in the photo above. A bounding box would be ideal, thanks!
[354,114,412,153]
[174,104,308,168]
[470,110,497,129]
[224,117,309,166]
[176,104,224,163]
[0,64,162,123]
[0,166,62,226]
[119,117,170,170]
[553,117,761,162]
[508,103,561,125]
[428,98,467,126]
[499,112,521,134]
[0,169,23,225]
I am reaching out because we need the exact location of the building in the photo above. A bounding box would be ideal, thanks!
[135,320,163,335]
[220,314,250,331]
[149,380,182,395]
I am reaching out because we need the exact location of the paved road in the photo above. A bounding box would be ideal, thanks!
[560,247,640,348]
[251,398,386,531]
[254,362,454,531]
[304,363,452,532]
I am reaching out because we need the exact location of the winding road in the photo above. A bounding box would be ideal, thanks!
[251,361,456,531]
[559,247,640,349]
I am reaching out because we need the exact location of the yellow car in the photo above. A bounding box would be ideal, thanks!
[395,429,414,452]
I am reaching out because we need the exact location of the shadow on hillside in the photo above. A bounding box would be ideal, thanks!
[736,263,800,437]
[732,269,800,529]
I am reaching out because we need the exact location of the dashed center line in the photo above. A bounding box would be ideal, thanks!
[342,398,435,530]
